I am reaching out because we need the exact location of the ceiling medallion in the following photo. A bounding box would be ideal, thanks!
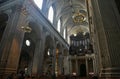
[72,12,86,23]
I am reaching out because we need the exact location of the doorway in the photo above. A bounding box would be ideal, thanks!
[79,64,86,77]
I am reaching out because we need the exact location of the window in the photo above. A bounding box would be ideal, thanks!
[57,19,61,32]
[34,0,43,9]
[48,6,54,23]
[63,28,66,39]
[26,40,31,46]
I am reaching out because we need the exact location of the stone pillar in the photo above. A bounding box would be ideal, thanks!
[75,55,78,75]
[0,2,27,78]
[32,40,41,76]
[37,34,46,75]
[91,0,120,78]
[58,54,63,75]
[64,56,69,75]
[93,54,98,75]
[92,57,95,73]
[85,58,89,76]
[52,49,56,77]
[69,56,72,74]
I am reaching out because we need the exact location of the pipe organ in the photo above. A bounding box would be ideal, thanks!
[69,32,93,55]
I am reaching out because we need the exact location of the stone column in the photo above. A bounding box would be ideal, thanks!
[0,2,27,78]
[32,39,41,76]
[92,57,95,74]
[52,49,56,77]
[64,56,70,75]
[75,55,78,75]
[91,0,120,78]
[37,33,46,75]
[69,56,72,74]
[85,58,89,76]
[58,54,63,75]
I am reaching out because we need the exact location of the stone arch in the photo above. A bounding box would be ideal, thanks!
[42,35,55,75]
[45,35,55,49]
[18,49,33,74]
[18,21,42,75]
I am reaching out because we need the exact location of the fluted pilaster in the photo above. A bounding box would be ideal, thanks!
[91,0,120,78]
[32,40,41,76]
[0,2,28,78]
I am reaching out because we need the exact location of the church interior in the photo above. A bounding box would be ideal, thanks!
[0,0,120,79]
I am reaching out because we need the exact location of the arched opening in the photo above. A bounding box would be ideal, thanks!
[0,13,8,43]
[18,22,39,76]
[18,33,35,76]
[42,35,54,76]
[18,50,33,75]
[48,6,54,23]
[79,64,86,77]
[63,28,66,39]
[57,19,61,32]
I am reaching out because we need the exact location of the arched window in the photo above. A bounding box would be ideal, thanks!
[57,19,61,32]
[34,0,43,9]
[63,28,66,39]
[48,6,54,23]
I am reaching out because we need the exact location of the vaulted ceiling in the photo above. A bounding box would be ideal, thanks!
[52,0,89,35]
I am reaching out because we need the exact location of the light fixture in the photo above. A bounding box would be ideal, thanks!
[72,10,86,23]
[73,34,77,36]
[21,26,32,33]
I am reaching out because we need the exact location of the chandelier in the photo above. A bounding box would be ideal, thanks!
[72,11,86,23]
